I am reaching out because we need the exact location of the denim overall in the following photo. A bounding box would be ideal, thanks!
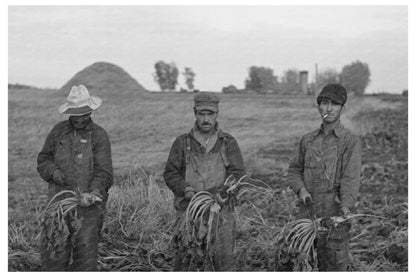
[41,128,102,271]
[298,134,351,271]
[174,136,236,271]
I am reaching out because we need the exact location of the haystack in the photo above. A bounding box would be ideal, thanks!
[58,62,147,95]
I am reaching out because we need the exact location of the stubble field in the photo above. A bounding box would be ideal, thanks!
[8,89,408,271]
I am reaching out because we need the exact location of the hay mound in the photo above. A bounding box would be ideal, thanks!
[58,62,147,95]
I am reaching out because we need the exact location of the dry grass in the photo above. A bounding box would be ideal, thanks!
[8,88,407,271]
[98,171,175,271]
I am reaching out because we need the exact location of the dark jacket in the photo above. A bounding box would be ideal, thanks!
[163,128,246,197]
[37,119,113,199]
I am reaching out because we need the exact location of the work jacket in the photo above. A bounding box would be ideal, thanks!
[163,126,246,199]
[37,119,113,201]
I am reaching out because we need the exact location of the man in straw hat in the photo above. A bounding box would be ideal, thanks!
[164,92,246,271]
[287,84,362,271]
[37,84,113,271]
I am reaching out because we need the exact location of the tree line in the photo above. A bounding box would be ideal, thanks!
[153,60,371,95]
[153,61,196,92]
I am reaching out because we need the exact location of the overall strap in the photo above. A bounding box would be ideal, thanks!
[333,131,345,192]
[184,135,191,167]
[219,137,230,168]
[336,132,345,158]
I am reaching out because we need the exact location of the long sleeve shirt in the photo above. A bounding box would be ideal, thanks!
[287,122,361,209]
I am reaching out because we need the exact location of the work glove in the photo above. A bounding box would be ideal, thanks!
[184,186,197,200]
[340,206,351,219]
[79,192,103,207]
[298,187,313,204]
[52,169,66,186]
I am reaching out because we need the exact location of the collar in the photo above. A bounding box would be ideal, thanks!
[191,123,220,153]
[315,120,344,138]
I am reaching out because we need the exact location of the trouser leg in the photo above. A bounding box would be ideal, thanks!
[317,223,351,271]
[97,199,107,240]
[71,206,100,271]
[213,211,236,271]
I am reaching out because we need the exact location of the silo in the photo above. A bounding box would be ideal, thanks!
[299,71,308,94]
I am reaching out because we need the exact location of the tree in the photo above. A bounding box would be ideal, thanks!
[182,67,196,91]
[310,68,341,95]
[280,69,300,93]
[222,84,239,94]
[317,68,340,87]
[245,66,279,93]
[341,60,371,95]
[153,61,179,91]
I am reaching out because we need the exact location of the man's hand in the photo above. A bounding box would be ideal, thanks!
[184,186,197,200]
[215,190,229,206]
[79,193,102,207]
[52,169,65,186]
[206,186,219,194]
[298,187,312,204]
[340,206,351,219]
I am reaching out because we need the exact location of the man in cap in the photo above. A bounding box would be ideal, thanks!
[37,84,113,271]
[164,92,246,271]
[287,84,362,271]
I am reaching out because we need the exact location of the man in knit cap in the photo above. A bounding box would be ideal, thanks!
[37,84,113,271]
[287,84,362,271]
[164,92,246,271]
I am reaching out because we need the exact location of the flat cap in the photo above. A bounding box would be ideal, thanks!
[194,92,220,112]
[317,84,347,106]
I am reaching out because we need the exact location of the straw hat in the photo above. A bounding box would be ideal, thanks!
[59,85,102,115]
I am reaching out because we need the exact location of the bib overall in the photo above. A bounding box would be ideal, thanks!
[41,129,102,271]
[297,134,350,271]
[174,136,236,271]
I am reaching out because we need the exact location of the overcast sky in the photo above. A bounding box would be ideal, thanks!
[8,5,408,93]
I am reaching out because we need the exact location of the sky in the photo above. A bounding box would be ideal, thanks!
[7,5,409,93]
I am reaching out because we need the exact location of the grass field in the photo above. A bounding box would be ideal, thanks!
[8,89,408,271]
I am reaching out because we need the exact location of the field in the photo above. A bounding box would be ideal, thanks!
[8,89,408,271]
